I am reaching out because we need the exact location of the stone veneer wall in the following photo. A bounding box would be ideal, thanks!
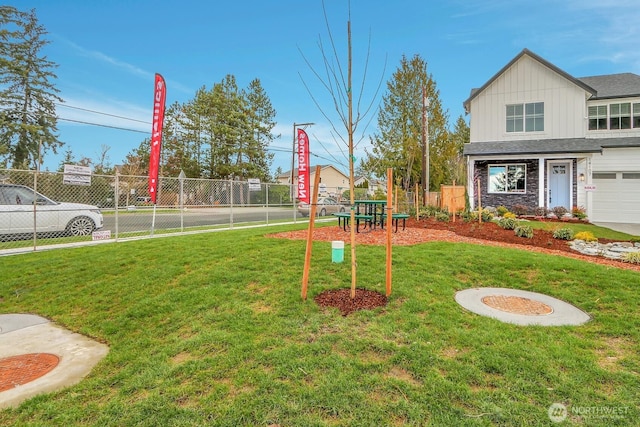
[474,160,539,210]
[474,158,577,211]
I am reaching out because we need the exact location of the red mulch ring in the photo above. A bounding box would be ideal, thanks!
[0,353,60,392]
[267,217,640,272]
[314,288,388,316]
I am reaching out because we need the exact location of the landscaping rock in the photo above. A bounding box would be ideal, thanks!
[570,240,640,259]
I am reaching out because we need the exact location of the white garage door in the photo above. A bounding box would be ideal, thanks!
[590,172,640,223]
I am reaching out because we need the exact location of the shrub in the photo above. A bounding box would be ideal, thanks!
[480,208,494,222]
[621,252,640,265]
[419,204,443,218]
[552,206,568,218]
[435,212,450,222]
[498,217,518,230]
[503,212,517,219]
[571,206,587,220]
[511,204,529,216]
[574,231,598,242]
[496,205,509,216]
[534,206,549,217]
[553,227,574,240]
[460,210,478,222]
[631,237,640,244]
[514,225,534,238]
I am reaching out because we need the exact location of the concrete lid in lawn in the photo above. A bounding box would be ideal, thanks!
[455,288,591,326]
[0,314,109,409]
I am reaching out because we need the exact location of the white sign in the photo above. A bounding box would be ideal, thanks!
[92,230,111,241]
[63,164,91,186]
[584,184,597,192]
[248,178,261,191]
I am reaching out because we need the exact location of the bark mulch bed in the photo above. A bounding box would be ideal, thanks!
[268,217,640,272]
[314,288,388,316]
[268,217,639,316]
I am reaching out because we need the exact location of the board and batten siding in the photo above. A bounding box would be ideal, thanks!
[591,147,640,172]
[469,55,587,143]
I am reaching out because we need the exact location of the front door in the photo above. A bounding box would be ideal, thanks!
[548,162,571,209]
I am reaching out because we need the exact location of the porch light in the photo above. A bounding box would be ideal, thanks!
[579,173,585,182]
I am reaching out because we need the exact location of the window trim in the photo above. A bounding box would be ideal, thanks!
[488,163,527,194]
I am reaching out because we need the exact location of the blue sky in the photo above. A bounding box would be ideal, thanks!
[10,0,640,176]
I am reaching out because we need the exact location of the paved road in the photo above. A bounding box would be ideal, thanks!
[102,207,302,233]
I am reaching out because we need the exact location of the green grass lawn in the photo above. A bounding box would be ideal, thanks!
[0,223,638,426]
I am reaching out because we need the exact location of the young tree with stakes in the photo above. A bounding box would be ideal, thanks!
[300,2,384,298]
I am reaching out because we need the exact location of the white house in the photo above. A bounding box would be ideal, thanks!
[463,48,640,224]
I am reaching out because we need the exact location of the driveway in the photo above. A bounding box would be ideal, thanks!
[593,222,640,236]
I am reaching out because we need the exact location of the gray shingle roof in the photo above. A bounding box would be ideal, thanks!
[463,137,640,156]
[578,73,640,99]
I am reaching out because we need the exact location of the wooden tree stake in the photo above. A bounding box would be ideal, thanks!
[385,168,393,296]
[301,166,322,300]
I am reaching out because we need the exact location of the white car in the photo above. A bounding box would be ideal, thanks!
[298,197,346,217]
[0,184,104,237]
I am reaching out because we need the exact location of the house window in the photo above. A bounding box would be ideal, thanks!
[525,102,544,131]
[633,103,640,128]
[488,164,526,193]
[610,103,631,129]
[622,173,640,179]
[506,104,523,132]
[588,106,607,130]
[506,102,543,132]
[592,172,617,179]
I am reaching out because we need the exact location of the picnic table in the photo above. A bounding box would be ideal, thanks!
[333,200,409,232]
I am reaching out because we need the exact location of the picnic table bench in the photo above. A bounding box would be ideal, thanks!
[380,213,410,232]
[333,212,374,233]
[334,212,410,233]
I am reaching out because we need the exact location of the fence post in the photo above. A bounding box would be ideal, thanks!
[179,170,185,232]
[115,171,120,239]
[265,183,269,225]
[229,177,234,229]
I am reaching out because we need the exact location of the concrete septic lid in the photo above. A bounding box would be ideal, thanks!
[455,288,591,326]
[0,314,109,409]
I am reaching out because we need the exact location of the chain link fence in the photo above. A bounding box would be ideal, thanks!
[0,169,301,252]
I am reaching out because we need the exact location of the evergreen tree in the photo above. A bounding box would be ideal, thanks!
[124,75,276,182]
[447,115,469,186]
[241,78,275,181]
[0,7,62,169]
[363,54,449,191]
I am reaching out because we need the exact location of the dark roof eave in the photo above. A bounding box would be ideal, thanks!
[463,148,602,157]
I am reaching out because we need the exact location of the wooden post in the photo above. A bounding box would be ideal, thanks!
[301,166,322,300]
[385,168,393,296]
[477,178,482,224]
[452,180,456,223]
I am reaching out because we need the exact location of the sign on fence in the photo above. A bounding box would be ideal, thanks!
[63,164,91,186]
[248,178,261,191]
